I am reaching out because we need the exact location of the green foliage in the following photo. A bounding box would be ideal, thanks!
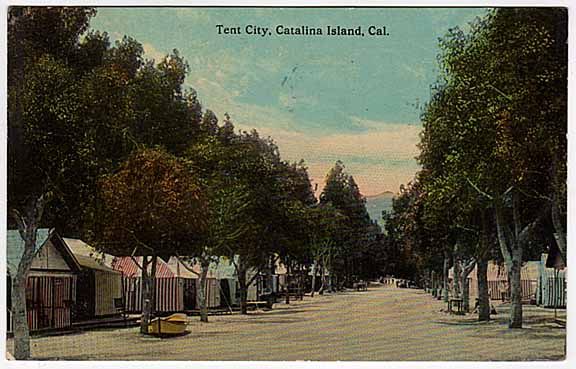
[388,8,567,278]
[8,7,203,236]
[185,114,317,271]
[320,161,382,281]
[89,148,207,257]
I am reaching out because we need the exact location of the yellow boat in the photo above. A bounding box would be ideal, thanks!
[148,313,188,335]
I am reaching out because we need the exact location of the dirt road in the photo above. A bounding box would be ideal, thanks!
[6,286,566,360]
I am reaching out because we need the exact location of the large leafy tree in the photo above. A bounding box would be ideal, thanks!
[89,148,207,333]
[320,161,376,286]
[306,203,346,296]
[416,8,567,328]
[186,114,316,313]
[8,7,100,359]
[8,7,205,354]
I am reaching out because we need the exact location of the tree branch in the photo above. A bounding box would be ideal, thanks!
[10,208,27,240]
[487,83,512,101]
[494,205,512,266]
[247,264,265,288]
[129,255,144,271]
[174,254,201,277]
[466,177,494,200]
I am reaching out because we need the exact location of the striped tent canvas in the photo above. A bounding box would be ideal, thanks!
[7,229,80,332]
[113,256,221,312]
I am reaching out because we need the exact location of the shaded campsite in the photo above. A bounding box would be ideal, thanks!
[6,286,565,361]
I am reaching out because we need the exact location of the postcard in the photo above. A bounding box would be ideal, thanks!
[3,2,569,365]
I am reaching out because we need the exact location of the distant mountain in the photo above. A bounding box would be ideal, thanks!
[365,191,395,225]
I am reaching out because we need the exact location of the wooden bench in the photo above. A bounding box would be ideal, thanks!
[353,281,368,291]
[448,298,464,314]
[246,301,272,310]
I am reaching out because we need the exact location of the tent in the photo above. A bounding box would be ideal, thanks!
[537,253,567,308]
[112,256,222,312]
[63,238,123,320]
[7,229,81,332]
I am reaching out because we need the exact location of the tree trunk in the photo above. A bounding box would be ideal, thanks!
[198,258,210,322]
[298,264,304,300]
[310,260,317,297]
[140,256,152,334]
[11,275,30,360]
[495,196,527,329]
[461,275,470,312]
[551,196,566,261]
[10,195,49,359]
[319,259,326,295]
[460,261,475,312]
[477,257,491,321]
[551,159,566,261]
[443,250,450,303]
[508,258,523,328]
[327,252,334,292]
[237,260,248,315]
[453,248,461,299]
[150,255,157,314]
[285,262,290,305]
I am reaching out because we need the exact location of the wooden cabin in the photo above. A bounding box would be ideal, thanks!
[7,229,81,332]
[63,238,123,321]
[451,260,539,302]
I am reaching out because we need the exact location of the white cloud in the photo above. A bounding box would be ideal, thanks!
[232,120,422,196]
[142,42,167,63]
[170,42,423,196]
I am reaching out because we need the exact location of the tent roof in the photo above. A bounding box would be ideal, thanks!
[7,229,81,275]
[546,240,566,269]
[111,256,175,278]
[63,237,100,257]
[74,254,120,273]
[63,238,118,272]
[164,256,238,279]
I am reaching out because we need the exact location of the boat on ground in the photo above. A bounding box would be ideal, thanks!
[148,313,188,335]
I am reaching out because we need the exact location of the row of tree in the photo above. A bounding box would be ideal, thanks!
[8,7,385,359]
[383,8,567,328]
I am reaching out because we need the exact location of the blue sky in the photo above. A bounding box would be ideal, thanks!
[90,7,487,196]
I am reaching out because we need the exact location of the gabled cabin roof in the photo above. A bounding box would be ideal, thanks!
[545,241,566,270]
[74,254,120,273]
[63,238,120,273]
[7,229,81,275]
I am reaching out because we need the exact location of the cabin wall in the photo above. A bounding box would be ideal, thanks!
[195,278,221,308]
[8,274,76,332]
[94,270,123,316]
[30,240,72,271]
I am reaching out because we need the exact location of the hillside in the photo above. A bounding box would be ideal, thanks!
[365,191,395,225]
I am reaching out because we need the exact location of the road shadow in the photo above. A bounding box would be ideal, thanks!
[241,318,306,324]
[249,308,310,316]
